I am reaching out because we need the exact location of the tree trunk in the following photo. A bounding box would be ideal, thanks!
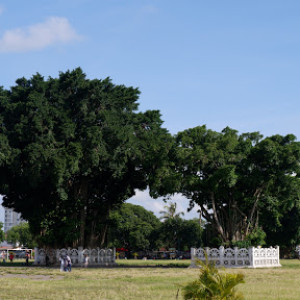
[79,205,87,247]
[85,203,111,248]
[78,178,89,247]
[210,192,227,242]
[100,224,108,247]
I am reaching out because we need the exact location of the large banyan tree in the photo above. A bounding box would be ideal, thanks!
[174,126,300,245]
[0,68,173,248]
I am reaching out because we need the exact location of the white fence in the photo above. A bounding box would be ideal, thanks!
[191,246,281,268]
[34,247,116,266]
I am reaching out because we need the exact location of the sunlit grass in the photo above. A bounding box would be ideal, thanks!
[0,259,299,299]
[116,258,190,267]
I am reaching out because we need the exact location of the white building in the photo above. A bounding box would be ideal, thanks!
[4,208,24,232]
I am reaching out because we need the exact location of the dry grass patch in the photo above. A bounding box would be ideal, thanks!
[0,260,299,299]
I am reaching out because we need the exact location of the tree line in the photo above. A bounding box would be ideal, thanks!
[0,203,202,252]
[0,68,299,253]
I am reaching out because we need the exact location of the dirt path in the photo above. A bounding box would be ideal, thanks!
[0,274,64,280]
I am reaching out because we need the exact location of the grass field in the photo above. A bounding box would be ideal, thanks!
[0,259,300,299]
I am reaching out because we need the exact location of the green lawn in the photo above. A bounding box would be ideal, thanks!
[0,259,299,299]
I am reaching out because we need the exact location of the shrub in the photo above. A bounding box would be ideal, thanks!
[182,259,245,300]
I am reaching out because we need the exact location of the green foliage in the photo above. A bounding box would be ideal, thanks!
[158,217,202,250]
[0,222,4,243]
[260,185,300,253]
[2,69,300,251]
[6,223,37,248]
[107,203,202,251]
[179,219,203,249]
[182,259,245,300]
[172,125,300,245]
[0,68,173,247]
[263,203,300,257]
[246,227,266,247]
[159,202,184,221]
[231,227,266,248]
[107,203,161,251]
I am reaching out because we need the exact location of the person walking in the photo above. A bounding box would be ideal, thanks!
[45,254,50,267]
[25,251,30,266]
[65,255,72,272]
[84,254,89,268]
[9,252,14,262]
[1,251,6,263]
[59,255,65,272]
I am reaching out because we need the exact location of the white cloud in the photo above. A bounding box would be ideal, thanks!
[152,201,165,212]
[0,17,82,53]
[0,5,4,15]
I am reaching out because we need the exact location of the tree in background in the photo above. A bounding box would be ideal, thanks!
[0,222,4,243]
[6,223,37,248]
[107,203,161,251]
[107,203,202,252]
[158,202,183,250]
[0,68,173,248]
[159,202,184,221]
[262,202,300,256]
[173,126,300,245]
[158,217,202,250]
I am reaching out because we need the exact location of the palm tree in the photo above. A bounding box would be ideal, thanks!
[159,202,184,222]
[159,202,185,250]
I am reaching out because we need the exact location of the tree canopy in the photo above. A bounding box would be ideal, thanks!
[158,217,202,251]
[0,68,173,248]
[173,125,300,245]
[107,203,202,252]
[5,222,37,248]
[107,203,160,251]
[159,202,184,221]
[1,69,300,250]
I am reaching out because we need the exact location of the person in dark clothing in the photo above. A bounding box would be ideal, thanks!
[45,254,50,267]
[25,251,30,266]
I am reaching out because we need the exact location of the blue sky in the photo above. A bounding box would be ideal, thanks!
[1,0,300,222]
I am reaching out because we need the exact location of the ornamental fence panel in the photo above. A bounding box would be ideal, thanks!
[190,246,281,268]
[34,247,116,267]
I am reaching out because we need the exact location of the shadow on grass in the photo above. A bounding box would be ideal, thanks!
[0,261,190,269]
[0,259,34,267]
[115,263,189,268]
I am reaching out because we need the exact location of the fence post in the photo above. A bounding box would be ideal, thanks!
[56,249,60,264]
[276,246,281,267]
[219,246,224,267]
[234,247,239,267]
[34,247,39,265]
[249,247,254,268]
[78,247,83,266]
[190,248,196,267]
[205,247,210,260]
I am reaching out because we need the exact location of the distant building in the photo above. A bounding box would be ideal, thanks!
[4,208,24,232]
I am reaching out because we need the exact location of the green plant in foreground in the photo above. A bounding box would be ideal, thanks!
[182,259,245,300]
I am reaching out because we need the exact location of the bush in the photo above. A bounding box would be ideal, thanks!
[232,227,266,249]
[182,259,245,300]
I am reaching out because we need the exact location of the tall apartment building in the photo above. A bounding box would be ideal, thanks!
[4,208,24,232]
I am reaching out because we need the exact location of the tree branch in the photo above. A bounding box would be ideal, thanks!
[246,187,263,235]
[199,203,212,223]
[211,192,227,242]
